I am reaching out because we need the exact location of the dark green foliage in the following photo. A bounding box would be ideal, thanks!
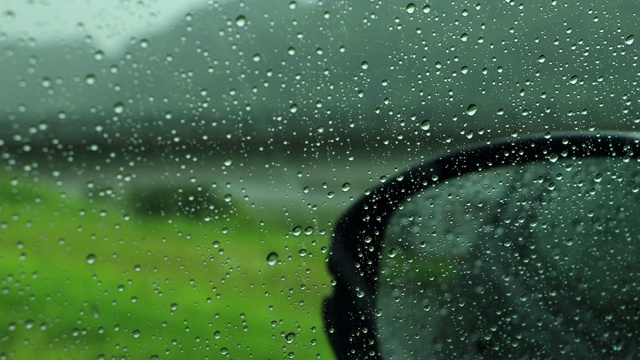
[128,184,232,219]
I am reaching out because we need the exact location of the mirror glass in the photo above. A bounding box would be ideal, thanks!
[377,156,640,359]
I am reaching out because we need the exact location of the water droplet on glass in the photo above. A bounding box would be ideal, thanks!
[569,75,579,84]
[85,74,96,85]
[289,104,298,113]
[252,53,261,62]
[420,119,431,130]
[285,332,296,343]
[113,102,125,114]
[361,61,369,70]
[93,50,104,60]
[4,10,16,22]
[235,15,247,27]
[422,4,431,13]
[86,254,96,265]
[406,3,416,14]
[466,104,478,116]
[266,252,278,266]
[341,182,351,192]
[537,54,546,63]
[624,34,635,45]
[41,77,51,88]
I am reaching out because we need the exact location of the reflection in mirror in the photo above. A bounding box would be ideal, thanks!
[377,157,640,359]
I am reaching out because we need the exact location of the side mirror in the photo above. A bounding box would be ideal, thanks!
[324,132,640,359]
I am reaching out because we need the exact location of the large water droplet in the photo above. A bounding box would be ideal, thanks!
[466,104,478,116]
[235,15,247,27]
[85,74,96,85]
[93,50,104,61]
[420,119,431,130]
[285,332,296,343]
[266,252,278,266]
[625,34,635,45]
[113,102,125,114]
[406,3,416,14]
[86,254,96,265]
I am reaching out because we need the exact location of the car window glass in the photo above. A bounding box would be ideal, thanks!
[1,0,638,358]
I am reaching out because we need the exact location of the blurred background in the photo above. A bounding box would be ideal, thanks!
[0,0,637,358]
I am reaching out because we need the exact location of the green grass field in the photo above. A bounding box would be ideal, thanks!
[0,171,337,359]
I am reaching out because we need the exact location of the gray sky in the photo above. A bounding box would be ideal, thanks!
[1,0,320,55]
[0,0,208,54]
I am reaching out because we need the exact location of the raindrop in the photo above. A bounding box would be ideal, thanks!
[420,120,431,130]
[625,35,635,46]
[41,77,52,88]
[285,332,296,343]
[460,32,468,41]
[93,50,104,60]
[406,3,416,14]
[361,61,369,70]
[341,183,351,192]
[266,252,278,266]
[466,104,478,116]
[289,104,298,113]
[132,329,141,338]
[537,54,546,63]
[86,254,96,265]
[422,5,431,13]
[113,102,125,114]
[569,75,579,84]
[235,15,247,27]
[4,10,16,21]
[252,53,261,62]
[85,74,96,85]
